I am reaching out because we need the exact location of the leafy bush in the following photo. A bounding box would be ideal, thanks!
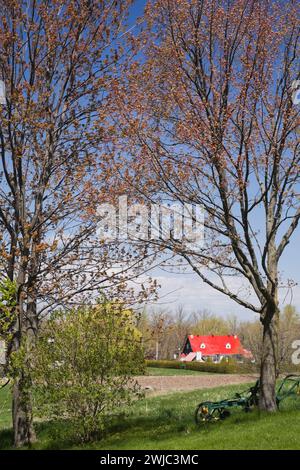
[0,278,17,375]
[145,359,256,374]
[31,302,145,442]
[0,278,17,341]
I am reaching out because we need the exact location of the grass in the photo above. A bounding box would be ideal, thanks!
[146,367,211,376]
[1,382,300,450]
[0,384,12,431]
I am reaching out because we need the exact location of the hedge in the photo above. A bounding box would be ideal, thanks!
[145,359,239,374]
[145,359,300,375]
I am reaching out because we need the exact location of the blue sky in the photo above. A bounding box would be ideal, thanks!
[126,0,300,319]
[148,258,300,320]
[129,0,147,21]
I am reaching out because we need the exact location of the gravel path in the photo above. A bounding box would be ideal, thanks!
[136,374,257,395]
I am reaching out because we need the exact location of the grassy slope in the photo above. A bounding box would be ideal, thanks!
[1,383,300,450]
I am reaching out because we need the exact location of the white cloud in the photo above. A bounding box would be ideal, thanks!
[145,269,300,321]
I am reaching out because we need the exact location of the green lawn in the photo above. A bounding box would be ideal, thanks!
[146,367,211,376]
[1,382,300,450]
[0,384,12,431]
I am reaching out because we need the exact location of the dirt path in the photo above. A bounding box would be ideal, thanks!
[136,374,257,395]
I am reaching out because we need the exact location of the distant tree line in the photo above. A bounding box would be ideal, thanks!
[138,305,300,372]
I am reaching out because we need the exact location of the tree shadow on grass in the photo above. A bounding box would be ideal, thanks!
[0,406,187,450]
[0,428,13,449]
[37,410,181,449]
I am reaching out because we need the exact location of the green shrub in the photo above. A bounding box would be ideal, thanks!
[145,359,238,374]
[31,302,145,442]
[0,278,17,341]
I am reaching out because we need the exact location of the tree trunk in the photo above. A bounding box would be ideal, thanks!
[259,305,279,412]
[11,289,38,447]
[12,372,36,447]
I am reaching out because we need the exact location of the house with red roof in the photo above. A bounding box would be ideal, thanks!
[180,334,252,362]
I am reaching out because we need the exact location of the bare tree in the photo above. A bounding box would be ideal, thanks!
[0,0,155,447]
[112,0,300,411]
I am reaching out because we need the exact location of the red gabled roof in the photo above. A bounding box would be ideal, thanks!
[185,334,251,356]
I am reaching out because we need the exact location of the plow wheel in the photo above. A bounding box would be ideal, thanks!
[195,403,230,425]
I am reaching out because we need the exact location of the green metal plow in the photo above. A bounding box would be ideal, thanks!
[195,374,300,425]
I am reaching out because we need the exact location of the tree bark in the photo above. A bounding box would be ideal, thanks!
[12,372,36,447]
[259,305,279,412]
[11,287,38,447]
